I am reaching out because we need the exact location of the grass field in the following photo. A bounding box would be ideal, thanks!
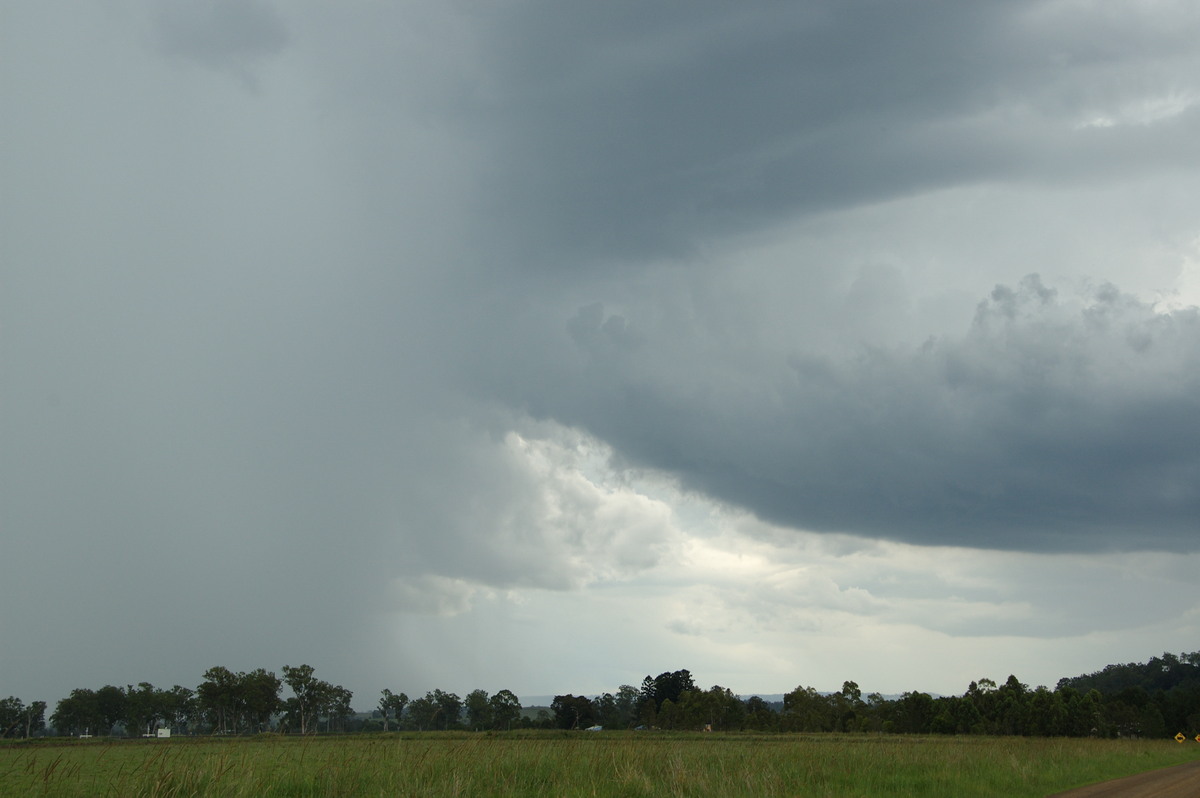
[2,732,1198,798]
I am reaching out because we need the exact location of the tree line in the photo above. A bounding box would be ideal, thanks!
[3,651,1197,739]
[542,657,1199,738]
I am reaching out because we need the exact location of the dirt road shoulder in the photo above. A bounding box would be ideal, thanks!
[1046,760,1200,797]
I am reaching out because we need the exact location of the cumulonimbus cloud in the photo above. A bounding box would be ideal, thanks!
[492,277,1200,553]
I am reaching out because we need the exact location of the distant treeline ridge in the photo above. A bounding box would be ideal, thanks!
[3,651,1197,739]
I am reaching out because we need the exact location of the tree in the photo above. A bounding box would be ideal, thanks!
[489,689,522,730]
[594,693,619,729]
[705,685,745,731]
[551,694,596,729]
[657,698,682,729]
[282,664,332,735]
[51,689,101,736]
[198,666,240,733]
[406,693,439,731]
[834,681,865,732]
[465,689,491,730]
[678,686,743,731]
[379,689,409,732]
[594,686,646,730]
[996,675,1030,735]
[782,685,833,732]
[432,689,462,730]
[123,683,163,736]
[742,695,778,731]
[894,691,936,734]
[0,697,24,738]
[241,669,282,732]
[614,685,641,728]
[641,670,696,711]
[95,685,126,736]
[163,686,196,734]
[23,701,46,738]
[324,685,354,732]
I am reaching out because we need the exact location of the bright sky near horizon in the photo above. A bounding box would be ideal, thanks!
[2,1,1198,709]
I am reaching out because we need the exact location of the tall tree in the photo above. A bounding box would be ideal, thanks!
[551,694,596,729]
[0,697,24,738]
[198,667,240,733]
[641,670,696,711]
[241,669,282,732]
[406,693,439,731]
[464,689,491,730]
[51,689,101,736]
[281,664,331,735]
[782,685,833,732]
[95,685,126,736]
[123,683,163,736]
[742,695,778,731]
[379,689,408,731]
[488,690,521,730]
[23,701,46,738]
[163,686,196,734]
[432,690,462,730]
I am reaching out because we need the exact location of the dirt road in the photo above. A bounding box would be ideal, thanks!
[1046,760,1200,797]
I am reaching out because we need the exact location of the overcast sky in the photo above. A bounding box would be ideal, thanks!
[3,0,1199,710]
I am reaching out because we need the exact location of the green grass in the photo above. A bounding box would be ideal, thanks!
[1,732,1197,797]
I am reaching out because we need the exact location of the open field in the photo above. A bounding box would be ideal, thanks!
[2,732,1198,798]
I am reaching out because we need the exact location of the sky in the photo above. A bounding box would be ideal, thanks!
[2,0,1199,711]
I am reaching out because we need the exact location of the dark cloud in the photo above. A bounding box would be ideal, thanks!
[480,277,1200,552]
[4,0,1200,707]
[466,1,1200,268]
[154,0,288,81]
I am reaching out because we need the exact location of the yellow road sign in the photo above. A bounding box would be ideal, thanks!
[1175,732,1186,743]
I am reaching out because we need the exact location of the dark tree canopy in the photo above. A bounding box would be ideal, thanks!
[640,670,696,711]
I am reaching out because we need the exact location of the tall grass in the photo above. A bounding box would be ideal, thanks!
[2,732,1196,797]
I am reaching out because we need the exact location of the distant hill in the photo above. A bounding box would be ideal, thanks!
[1056,651,1200,695]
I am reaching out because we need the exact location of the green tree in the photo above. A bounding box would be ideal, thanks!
[123,683,163,736]
[833,681,865,732]
[324,685,354,732]
[997,675,1031,735]
[488,689,521,730]
[657,697,682,729]
[680,686,743,731]
[241,669,282,732]
[465,689,491,730]
[23,701,47,738]
[594,693,619,729]
[742,695,778,731]
[95,685,126,736]
[51,689,101,736]
[432,689,462,730]
[893,691,936,734]
[551,694,595,729]
[406,693,439,731]
[198,666,240,733]
[1029,686,1067,736]
[614,685,641,729]
[281,664,332,735]
[163,686,196,734]
[379,689,408,732]
[782,685,833,732]
[966,678,999,733]
[640,670,696,711]
[0,697,24,737]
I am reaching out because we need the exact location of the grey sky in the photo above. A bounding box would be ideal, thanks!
[2,1,1198,709]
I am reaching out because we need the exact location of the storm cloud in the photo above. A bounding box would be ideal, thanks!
[482,276,1200,552]
[3,0,1198,706]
